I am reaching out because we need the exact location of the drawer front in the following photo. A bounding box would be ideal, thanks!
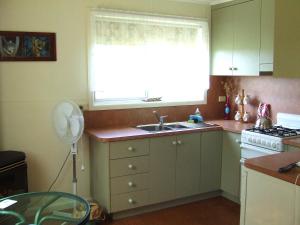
[110,156,149,178]
[111,190,149,212]
[111,173,149,195]
[110,139,149,159]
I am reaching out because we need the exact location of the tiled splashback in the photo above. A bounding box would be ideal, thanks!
[85,75,300,128]
[84,76,226,129]
[227,76,300,123]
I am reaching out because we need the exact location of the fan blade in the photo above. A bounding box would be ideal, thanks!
[61,102,74,117]
[70,116,81,138]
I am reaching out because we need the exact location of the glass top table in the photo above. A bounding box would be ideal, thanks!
[0,192,90,225]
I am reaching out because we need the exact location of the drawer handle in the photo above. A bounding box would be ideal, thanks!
[128,198,135,204]
[172,141,177,145]
[177,140,182,145]
[128,146,134,151]
[128,181,134,187]
[128,164,134,169]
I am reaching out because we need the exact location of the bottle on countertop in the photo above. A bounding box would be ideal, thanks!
[188,108,203,123]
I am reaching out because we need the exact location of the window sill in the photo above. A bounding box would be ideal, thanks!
[88,99,207,110]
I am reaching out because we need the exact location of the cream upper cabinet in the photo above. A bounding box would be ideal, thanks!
[211,0,263,76]
[211,6,234,75]
[274,0,300,77]
[260,0,275,72]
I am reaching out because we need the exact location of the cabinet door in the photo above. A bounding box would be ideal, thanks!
[233,0,260,75]
[149,136,176,204]
[239,165,248,225]
[287,145,300,152]
[274,0,300,77]
[260,0,275,72]
[176,133,201,198]
[221,132,241,201]
[244,169,295,225]
[200,131,222,193]
[211,6,234,76]
[296,186,300,225]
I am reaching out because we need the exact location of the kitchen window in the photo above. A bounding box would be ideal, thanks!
[88,10,209,110]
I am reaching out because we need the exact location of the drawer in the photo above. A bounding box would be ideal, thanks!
[111,190,149,212]
[110,156,149,178]
[110,173,149,195]
[110,139,149,159]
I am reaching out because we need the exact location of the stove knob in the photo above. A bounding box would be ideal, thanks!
[262,140,266,146]
[253,138,256,143]
[257,139,261,144]
[248,137,252,142]
[267,142,271,147]
[272,143,276,148]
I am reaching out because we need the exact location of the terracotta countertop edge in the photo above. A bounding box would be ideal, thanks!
[85,120,255,142]
[245,151,300,186]
[86,125,223,142]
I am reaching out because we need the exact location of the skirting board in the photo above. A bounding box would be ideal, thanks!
[112,190,221,219]
[221,191,240,204]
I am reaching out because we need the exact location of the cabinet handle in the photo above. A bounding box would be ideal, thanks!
[172,141,177,145]
[128,198,134,204]
[177,140,182,145]
[128,164,134,169]
[235,139,241,144]
[128,181,134,187]
[128,146,134,151]
[233,67,238,71]
[229,67,233,70]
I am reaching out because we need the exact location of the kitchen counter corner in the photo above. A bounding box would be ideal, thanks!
[244,151,300,186]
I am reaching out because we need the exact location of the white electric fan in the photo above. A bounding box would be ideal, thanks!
[53,100,84,195]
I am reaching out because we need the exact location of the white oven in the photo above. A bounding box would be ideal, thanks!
[240,143,281,164]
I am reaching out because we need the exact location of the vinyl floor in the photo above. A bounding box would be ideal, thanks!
[106,197,240,225]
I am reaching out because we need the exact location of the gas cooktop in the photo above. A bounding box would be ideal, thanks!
[246,126,300,138]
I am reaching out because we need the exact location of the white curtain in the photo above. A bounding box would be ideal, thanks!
[89,10,209,102]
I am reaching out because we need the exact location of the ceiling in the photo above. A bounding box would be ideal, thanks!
[171,0,234,5]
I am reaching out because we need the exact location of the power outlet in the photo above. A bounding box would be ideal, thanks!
[218,96,226,102]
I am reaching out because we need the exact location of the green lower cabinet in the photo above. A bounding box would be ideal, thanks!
[149,136,176,204]
[221,131,241,202]
[90,130,224,213]
[200,131,223,193]
[175,133,201,198]
[287,145,300,152]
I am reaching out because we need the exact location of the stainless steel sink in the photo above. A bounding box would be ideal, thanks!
[136,123,190,132]
[164,123,190,129]
[136,124,173,132]
[136,122,215,133]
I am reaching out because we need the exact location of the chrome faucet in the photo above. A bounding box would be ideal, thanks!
[153,111,168,127]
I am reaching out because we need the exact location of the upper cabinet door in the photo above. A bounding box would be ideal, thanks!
[211,0,267,76]
[274,0,300,77]
[232,0,260,76]
[211,6,234,76]
[260,0,275,72]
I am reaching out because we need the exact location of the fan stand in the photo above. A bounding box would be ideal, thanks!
[71,143,77,195]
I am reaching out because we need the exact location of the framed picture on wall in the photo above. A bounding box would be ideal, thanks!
[0,31,56,61]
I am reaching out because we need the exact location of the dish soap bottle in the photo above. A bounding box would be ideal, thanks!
[189,108,203,123]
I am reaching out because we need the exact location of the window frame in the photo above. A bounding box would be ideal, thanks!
[88,9,210,110]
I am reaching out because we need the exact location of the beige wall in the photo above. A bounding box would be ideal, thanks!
[0,0,210,198]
